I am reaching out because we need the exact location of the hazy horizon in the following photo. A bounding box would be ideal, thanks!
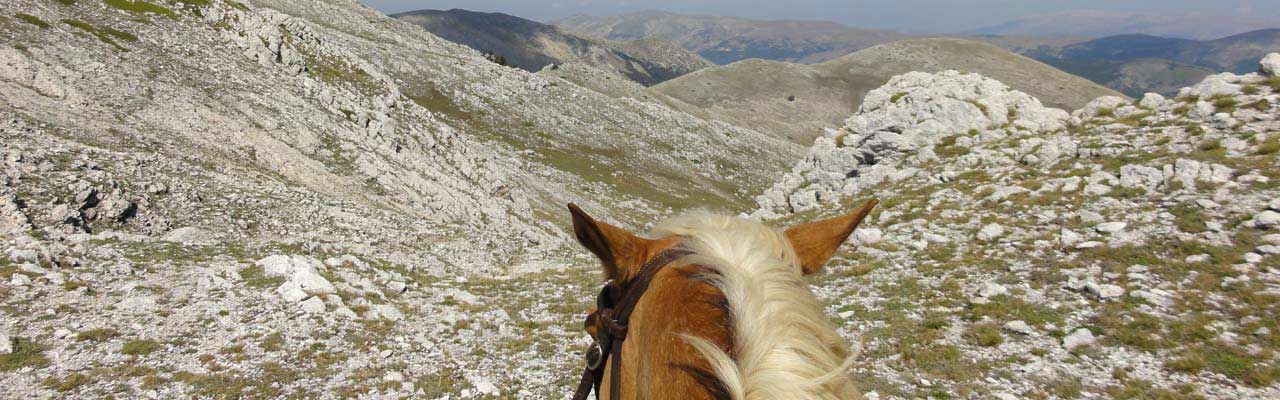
[363,0,1280,34]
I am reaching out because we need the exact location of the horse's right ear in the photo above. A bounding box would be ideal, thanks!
[568,203,650,280]
[784,199,878,275]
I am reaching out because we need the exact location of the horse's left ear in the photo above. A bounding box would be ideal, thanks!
[784,199,878,275]
[568,203,653,280]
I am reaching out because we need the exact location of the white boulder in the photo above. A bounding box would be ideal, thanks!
[1095,222,1127,234]
[1179,73,1242,99]
[257,255,337,302]
[978,223,1005,241]
[1003,320,1034,336]
[1251,210,1280,229]
[1063,329,1096,351]
[1075,96,1128,120]
[1261,53,1280,78]
[300,297,326,314]
[1139,93,1167,109]
[1085,282,1126,300]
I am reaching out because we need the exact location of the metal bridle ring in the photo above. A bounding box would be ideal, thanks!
[585,341,605,370]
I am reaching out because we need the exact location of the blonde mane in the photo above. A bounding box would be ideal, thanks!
[651,213,862,400]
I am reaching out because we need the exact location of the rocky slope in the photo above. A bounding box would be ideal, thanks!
[391,9,713,86]
[754,55,1280,399]
[1025,30,1280,96]
[553,10,907,65]
[653,38,1123,145]
[0,0,798,398]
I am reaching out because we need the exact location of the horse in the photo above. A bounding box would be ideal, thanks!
[567,199,878,400]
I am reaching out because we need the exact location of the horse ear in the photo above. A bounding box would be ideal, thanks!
[568,203,650,280]
[784,199,878,275]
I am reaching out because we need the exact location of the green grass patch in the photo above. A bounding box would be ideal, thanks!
[964,322,1004,347]
[1267,77,1280,92]
[76,328,121,342]
[15,13,51,29]
[0,337,49,371]
[965,297,1064,328]
[42,373,91,392]
[260,332,285,352]
[890,92,908,103]
[103,0,177,19]
[1167,343,1280,387]
[1243,99,1270,112]
[239,264,285,289]
[1106,377,1204,400]
[1197,139,1221,152]
[935,135,971,158]
[122,340,163,356]
[63,19,138,51]
[1257,136,1280,156]
[1170,204,1208,234]
[1211,96,1238,114]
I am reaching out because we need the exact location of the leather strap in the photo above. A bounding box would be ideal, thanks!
[570,247,692,400]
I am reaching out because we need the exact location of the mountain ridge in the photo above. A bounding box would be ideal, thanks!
[391,8,713,86]
[653,37,1124,144]
[553,10,907,65]
[1026,28,1280,96]
[968,10,1280,40]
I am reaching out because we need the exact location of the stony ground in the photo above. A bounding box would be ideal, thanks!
[2,0,1280,399]
[758,65,1280,399]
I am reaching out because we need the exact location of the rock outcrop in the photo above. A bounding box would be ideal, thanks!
[755,70,1069,216]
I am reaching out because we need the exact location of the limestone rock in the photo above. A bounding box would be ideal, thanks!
[300,297,326,314]
[755,70,1068,214]
[161,227,219,246]
[1251,210,1280,229]
[1095,222,1127,234]
[1261,53,1280,78]
[1075,96,1128,120]
[977,282,1008,298]
[257,255,336,298]
[1138,93,1167,109]
[978,223,1005,241]
[1003,320,1034,336]
[1085,282,1125,300]
[1063,329,1096,351]
[1178,73,1242,99]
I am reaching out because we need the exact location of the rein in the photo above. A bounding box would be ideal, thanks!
[571,247,693,400]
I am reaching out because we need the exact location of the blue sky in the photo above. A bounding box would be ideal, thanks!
[364,0,1278,32]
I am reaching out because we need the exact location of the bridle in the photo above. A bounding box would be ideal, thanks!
[571,247,693,400]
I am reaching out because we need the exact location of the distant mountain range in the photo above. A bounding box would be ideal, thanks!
[553,10,907,65]
[1025,29,1280,96]
[391,9,713,86]
[967,10,1280,41]
[652,38,1121,144]
[399,9,1279,102]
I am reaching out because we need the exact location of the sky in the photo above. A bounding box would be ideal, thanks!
[362,0,1279,33]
